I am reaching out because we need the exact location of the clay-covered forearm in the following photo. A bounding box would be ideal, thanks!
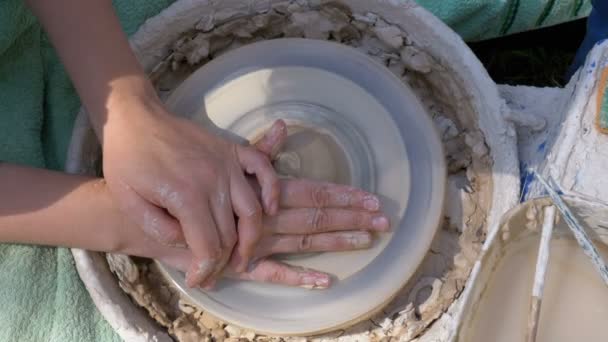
[24,0,158,142]
[0,163,130,252]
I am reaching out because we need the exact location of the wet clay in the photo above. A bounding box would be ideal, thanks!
[107,1,493,341]
[466,235,608,342]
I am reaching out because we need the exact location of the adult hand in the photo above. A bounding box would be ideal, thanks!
[232,120,390,288]
[101,97,280,288]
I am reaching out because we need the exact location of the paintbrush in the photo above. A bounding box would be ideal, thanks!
[532,171,608,285]
[525,205,556,342]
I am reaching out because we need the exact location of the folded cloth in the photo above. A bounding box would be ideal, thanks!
[0,1,173,341]
[416,0,592,41]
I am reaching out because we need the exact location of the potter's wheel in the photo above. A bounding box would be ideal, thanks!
[159,39,445,335]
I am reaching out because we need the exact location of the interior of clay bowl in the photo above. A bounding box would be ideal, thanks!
[66,1,520,341]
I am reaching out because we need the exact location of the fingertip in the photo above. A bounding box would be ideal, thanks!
[362,195,381,211]
[185,258,216,288]
[372,215,390,231]
[299,272,331,289]
[267,119,287,142]
[274,118,287,130]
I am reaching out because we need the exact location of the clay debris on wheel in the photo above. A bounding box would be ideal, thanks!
[150,36,445,335]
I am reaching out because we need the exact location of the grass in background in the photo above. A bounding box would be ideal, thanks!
[469,19,587,87]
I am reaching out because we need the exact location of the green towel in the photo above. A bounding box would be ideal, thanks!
[417,0,593,41]
[0,1,173,341]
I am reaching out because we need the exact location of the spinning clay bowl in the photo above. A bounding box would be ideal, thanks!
[66,1,520,341]
[157,38,445,335]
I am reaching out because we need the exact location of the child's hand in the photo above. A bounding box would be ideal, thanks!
[101,97,279,288]
[128,175,388,289]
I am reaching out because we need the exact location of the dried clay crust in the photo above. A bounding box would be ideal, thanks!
[106,2,494,341]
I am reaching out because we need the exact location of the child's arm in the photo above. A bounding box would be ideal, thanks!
[0,162,136,252]
[0,162,222,276]
[25,0,279,286]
